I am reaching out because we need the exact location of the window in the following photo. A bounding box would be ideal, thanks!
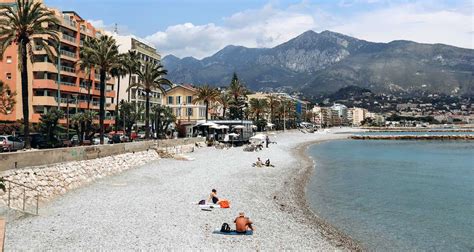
[187,96,192,104]
[199,108,206,117]
[6,56,12,64]
[177,96,182,104]
[176,108,182,117]
[6,73,12,80]
[187,108,193,116]
[168,96,173,105]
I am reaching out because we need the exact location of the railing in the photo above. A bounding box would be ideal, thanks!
[60,81,76,86]
[63,18,76,28]
[62,33,76,43]
[79,40,84,46]
[61,65,75,73]
[3,179,40,215]
[61,50,76,58]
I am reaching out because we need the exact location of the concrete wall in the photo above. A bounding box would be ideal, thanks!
[0,137,205,172]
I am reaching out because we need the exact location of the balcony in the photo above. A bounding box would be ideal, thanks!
[32,96,57,106]
[61,33,77,45]
[60,65,76,74]
[59,80,76,86]
[60,50,76,59]
[62,18,77,29]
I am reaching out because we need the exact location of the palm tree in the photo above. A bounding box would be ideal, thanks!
[110,55,127,131]
[123,50,140,102]
[228,73,248,120]
[268,94,280,123]
[249,98,269,130]
[127,62,172,139]
[218,92,232,119]
[193,85,219,122]
[81,35,120,144]
[78,38,96,110]
[0,0,60,148]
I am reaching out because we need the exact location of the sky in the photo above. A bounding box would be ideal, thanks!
[44,0,473,59]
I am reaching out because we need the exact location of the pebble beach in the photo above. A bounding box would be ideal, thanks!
[5,129,363,250]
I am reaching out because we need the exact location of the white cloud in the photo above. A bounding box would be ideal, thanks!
[143,1,472,59]
[146,3,320,59]
[332,3,474,49]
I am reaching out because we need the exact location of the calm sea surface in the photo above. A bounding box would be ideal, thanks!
[307,139,474,251]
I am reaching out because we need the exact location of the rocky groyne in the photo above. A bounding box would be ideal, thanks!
[351,135,474,140]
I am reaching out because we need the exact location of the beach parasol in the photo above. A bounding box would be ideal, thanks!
[228,133,239,147]
[233,125,245,129]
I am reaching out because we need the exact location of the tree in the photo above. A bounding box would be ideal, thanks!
[110,55,127,131]
[123,50,140,102]
[0,80,16,115]
[0,0,60,148]
[227,73,248,120]
[193,85,219,121]
[118,101,143,138]
[81,35,120,144]
[71,111,97,144]
[39,109,64,146]
[249,98,269,131]
[218,92,232,119]
[268,94,280,123]
[78,38,96,110]
[127,62,172,139]
[152,104,175,139]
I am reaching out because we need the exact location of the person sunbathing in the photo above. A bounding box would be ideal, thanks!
[265,159,275,167]
[234,212,254,233]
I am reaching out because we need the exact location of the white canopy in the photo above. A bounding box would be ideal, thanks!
[209,124,221,129]
[201,122,218,126]
[228,133,239,137]
[218,125,229,129]
[250,133,266,140]
[267,123,275,127]
[251,125,258,128]
[233,125,245,129]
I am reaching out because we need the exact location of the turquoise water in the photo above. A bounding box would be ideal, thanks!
[307,140,474,251]
[357,131,474,136]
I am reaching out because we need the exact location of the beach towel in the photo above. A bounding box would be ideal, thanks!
[212,229,253,235]
[199,204,222,209]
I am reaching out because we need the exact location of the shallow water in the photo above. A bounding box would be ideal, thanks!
[307,140,474,251]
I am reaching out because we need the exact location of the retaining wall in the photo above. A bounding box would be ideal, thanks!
[0,137,205,172]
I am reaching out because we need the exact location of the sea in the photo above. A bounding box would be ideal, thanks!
[306,132,474,251]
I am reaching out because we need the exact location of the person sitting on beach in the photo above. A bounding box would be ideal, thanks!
[234,212,254,233]
[252,157,263,167]
[265,159,275,167]
[208,189,220,204]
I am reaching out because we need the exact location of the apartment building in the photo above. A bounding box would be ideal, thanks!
[114,35,162,126]
[0,0,116,125]
[163,84,206,123]
[350,107,368,126]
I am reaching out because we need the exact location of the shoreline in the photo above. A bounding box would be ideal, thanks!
[284,137,363,251]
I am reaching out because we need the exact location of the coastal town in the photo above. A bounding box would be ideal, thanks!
[0,0,473,251]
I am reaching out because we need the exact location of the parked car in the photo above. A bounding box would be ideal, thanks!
[19,133,48,149]
[0,135,25,152]
[92,136,110,145]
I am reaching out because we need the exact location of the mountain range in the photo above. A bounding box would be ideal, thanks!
[162,30,474,97]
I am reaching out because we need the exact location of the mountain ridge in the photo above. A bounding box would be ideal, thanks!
[162,30,474,96]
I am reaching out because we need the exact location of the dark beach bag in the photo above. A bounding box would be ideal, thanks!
[220,223,231,233]
[198,199,206,205]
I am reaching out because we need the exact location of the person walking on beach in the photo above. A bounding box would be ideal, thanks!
[265,135,270,148]
[234,212,254,233]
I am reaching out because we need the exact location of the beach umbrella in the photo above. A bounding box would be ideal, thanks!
[251,125,257,129]
[209,124,221,129]
[234,125,245,129]
[218,125,229,129]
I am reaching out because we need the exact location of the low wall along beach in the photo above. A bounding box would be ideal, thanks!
[0,138,205,210]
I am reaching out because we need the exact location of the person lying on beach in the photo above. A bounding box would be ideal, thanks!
[208,189,220,204]
[252,157,263,167]
[234,212,254,233]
